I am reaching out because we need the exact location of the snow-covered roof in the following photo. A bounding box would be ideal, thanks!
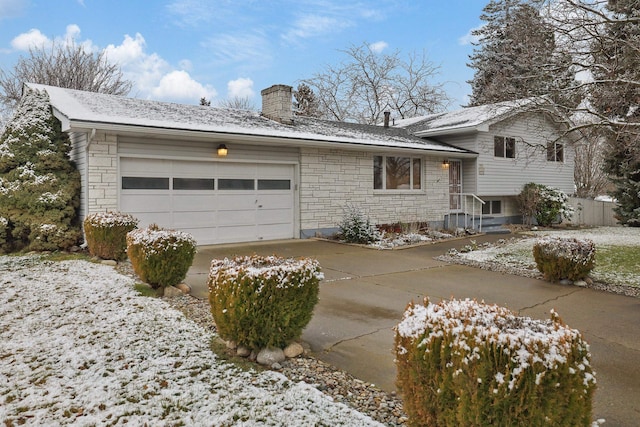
[395,99,536,137]
[25,83,473,156]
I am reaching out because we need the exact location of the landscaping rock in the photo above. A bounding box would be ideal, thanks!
[101,259,117,266]
[236,346,251,357]
[163,286,183,297]
[257,347,285,366]
[175,283,191,294]
[559,279,573,286]
[226,340,237,350]
[284,342,304,358]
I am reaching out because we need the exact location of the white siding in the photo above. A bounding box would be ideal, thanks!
[69,131,88,221]
[476,113,574,196]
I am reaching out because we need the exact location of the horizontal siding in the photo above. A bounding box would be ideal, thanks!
[435,134,478,195]
[69,131,88,221]
[477,113,574,196]
[118,137,299,163]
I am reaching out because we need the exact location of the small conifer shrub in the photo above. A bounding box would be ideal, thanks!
[84,211,139,260]
[338,203,380,244]
[126,224,197,288]
[208,255,323,350]
[533,236,596,282]
[395,298,596,427]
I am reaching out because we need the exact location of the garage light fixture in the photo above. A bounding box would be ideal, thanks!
[217,144,228,157]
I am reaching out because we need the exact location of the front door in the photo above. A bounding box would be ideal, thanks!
[448,160,462,210]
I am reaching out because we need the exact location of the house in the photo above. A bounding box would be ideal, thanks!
[26,83,574,245]
[27,83,477,245]
[395,100,575,229]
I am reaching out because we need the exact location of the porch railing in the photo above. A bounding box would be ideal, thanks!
[449,193,486,232]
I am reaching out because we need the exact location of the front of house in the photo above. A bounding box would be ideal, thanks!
[30,83,480,245]
[28,83,574,245]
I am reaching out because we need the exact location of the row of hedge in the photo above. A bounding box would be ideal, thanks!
[84,212,196,288]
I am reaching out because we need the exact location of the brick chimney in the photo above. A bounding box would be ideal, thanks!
[383,111,390,128]
[261,84,293,125]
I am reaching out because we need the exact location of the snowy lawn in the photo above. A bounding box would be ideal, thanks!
[455,227,640,289]
[0,256,381,426]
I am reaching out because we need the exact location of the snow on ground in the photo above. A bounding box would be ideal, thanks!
[456,227,640,288]
[0,256,382,426]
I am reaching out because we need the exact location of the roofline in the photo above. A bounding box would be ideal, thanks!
[65,119,478,158]
[414,124,488,137]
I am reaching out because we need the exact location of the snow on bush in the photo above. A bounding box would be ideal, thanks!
[0,88,81,252]
[395,298,596,426]
[84,211,139,261]
[208,255,323,350]
[126,224,196,288]
[339,203,380,244]
[533,236,596,282]
[518,182,573,226]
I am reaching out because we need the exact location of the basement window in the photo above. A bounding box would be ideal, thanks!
[482,200,502,215]
[374,156,422,190]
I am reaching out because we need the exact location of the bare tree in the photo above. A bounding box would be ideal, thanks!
[217,96,256,111]
[573,127,610,197]
[302,42,448,125]
[0,42,132,112]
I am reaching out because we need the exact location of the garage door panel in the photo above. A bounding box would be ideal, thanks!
[217,209,256,226]
[121,158,171,174]
[172,194,217,211]
[218,194,258,209]
[121,193,173,212]
[258,223,294,240]
[217,225,257,242]
[257,193,292,208]
[172,211,216,227]
[134,212,173,228]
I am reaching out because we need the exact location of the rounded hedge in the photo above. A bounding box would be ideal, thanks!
[533,236,596,282]
[126,224,197,288]
[208,255,323,350]
[84,211,139,261]
[395,298,596,427]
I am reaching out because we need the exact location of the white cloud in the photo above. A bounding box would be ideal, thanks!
[11,24,95,51]
[10,28,50,50]
[227,78,254,99]
[179,59,193,71]
[282,14,352,44]
[151,70,217,102]
[205,32,271,68]
[459,24,484,46]
[369,41,388,53]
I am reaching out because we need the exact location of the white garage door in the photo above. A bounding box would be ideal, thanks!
[120,158,295,245]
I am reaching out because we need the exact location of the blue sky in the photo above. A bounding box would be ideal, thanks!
[0,0,486,110]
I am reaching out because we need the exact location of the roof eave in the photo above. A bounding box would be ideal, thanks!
[414,124,488,137]
[66,120,476,157]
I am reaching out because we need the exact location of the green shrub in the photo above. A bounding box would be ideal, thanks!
[0,216,9,253]
[84,211,139,260]
[126,224,197,288]
[0,88,82,252]
[339,203,379,244]
[395,298,596,427]
[533,236,596,282]
[208,255,323,350]
[517,183,573,226]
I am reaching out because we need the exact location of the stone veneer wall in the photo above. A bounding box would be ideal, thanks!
[87,132,118,214]
[299,147,450,237]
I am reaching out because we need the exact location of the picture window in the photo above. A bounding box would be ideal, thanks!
[374,156,422,190]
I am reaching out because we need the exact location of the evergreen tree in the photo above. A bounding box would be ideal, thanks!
[468,0,574,106]
[0,88,82,252]
[293,83,320,117]
[591,0,640,226]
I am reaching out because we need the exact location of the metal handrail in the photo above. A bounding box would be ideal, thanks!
[450,193,486,232]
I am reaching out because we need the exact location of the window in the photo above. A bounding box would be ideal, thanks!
[547,142,564,162]
[494,136,516,158]
[374,156,421,190]
[218,178,254,190]
[258,179,291,190]
[173,178,214,190]
[122,177,169,190]
[482,200,502,215]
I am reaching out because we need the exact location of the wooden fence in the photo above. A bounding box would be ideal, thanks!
[567,197,618,227]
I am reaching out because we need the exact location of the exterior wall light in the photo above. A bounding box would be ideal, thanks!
[217,144,228,157]
[442,159,450,169]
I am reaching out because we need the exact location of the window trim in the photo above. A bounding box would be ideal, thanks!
[494,136,516,159]
[374,155,422,191]
[546,141,564,162]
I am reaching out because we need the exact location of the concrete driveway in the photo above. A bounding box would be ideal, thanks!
[185,236,640,426]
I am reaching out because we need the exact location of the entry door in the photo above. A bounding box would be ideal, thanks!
[449,160,462,210]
